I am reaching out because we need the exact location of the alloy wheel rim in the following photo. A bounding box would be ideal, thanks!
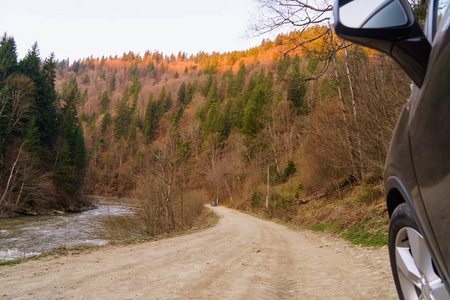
[395,227,449,300]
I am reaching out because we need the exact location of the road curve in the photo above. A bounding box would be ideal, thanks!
[0,206,396,299]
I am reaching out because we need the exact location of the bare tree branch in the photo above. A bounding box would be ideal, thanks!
[251,0,334,36]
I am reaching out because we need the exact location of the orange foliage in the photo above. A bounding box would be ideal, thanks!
[73,26,353,77]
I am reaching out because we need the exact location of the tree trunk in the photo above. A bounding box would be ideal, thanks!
[343,43,363,181]
[266,166,270,208]
[1,145,22,205]
[332,54,357,178]
[224,180,233,204]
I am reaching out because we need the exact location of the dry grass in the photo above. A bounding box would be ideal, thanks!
[291,183,389,246]
[241,182,389,247]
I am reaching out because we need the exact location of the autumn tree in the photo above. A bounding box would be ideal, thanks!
[252,0,333,44]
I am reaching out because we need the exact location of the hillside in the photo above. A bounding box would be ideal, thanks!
[0,26,411,241]
[52,26,411,241]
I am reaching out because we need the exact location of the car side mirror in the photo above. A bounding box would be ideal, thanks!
[332,0,431,87]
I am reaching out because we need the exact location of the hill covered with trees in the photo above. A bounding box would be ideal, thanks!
[51,26,410,236]
[1,26,411,241]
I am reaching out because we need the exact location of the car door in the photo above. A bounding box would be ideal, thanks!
[408,0,450,277]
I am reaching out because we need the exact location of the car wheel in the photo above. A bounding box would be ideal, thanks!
[389,203,449,300]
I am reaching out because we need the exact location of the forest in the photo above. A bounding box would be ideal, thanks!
[0,33,87,217]
[0,25,411,240]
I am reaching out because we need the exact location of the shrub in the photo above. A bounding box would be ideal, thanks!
[250,191,264,208]
[356,185,383,204]
[283,160,296,181]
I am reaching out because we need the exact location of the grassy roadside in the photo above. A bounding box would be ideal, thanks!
[0,208,219,266]
[245,183,389,247]
[297,185,389,247]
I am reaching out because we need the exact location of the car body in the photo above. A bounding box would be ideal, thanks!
[333,0,450,299]
[211,201,217,207]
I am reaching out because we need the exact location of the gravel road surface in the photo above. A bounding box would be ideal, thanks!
[0,206,397,299]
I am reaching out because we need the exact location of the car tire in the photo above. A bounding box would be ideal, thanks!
[389,203,449,300]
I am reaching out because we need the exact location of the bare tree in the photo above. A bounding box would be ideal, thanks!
[5,74,34,135]
[252,0,426,37]
[251,0,338,76]
[251,0,333,35]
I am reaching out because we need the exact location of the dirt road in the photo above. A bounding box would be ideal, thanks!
[0,206,396,299]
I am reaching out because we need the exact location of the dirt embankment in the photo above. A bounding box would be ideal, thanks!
[0,206,396,299]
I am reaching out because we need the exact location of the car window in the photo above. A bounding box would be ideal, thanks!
[435,0,450,32]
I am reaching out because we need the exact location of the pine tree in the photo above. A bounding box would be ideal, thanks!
[18,43,42,86]
[110,70,116,92]
[206,80,219,107]
[55,77,86,197]
[203,75,213,97]
[19,45,58,146]
[147,61,156,79]
[203,102,224,141]
[164,92,172,111]
[98,91,110,113]
[40,53,57,145]
[229,61,246,97]
[127,114,140,149]
[287,54,308,114]
[114,97,133,139]
[242,85,266,137]
[83,74,90,84]
[72,125,86,175]
[0,33,18,89]
[101,111,111,136]
[185,82,195,103]
[142,97,157,143]
[277,54,291,78]
[178,82,186,105]
[87,111,96,131]
[23,118,41,160]
[129,74,142,105]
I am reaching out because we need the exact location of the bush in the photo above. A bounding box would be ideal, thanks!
[178,190,207,228]
[250,191,264,208]
[269,193,296,222]
[356,185,383,204]
[283,160,296,181]
[123,175,207,238]
[274,194,294,210]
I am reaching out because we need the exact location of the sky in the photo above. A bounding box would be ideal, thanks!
[0,0,266,62]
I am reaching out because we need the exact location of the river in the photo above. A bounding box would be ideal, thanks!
[0,205,134,262]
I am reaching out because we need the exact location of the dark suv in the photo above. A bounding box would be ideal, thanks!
[333,0,450,299]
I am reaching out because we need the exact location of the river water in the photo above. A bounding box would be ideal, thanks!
[0,205,134,262]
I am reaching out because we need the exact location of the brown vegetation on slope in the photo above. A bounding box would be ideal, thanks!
[55,27,411,239]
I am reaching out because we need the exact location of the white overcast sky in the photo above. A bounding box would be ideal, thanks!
[0,0,265,61]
